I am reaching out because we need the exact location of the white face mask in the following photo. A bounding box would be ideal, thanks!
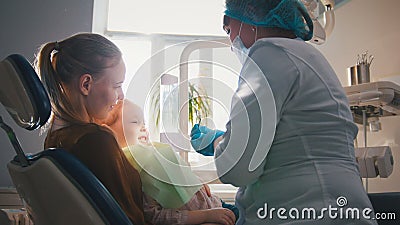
[231,22,253,65]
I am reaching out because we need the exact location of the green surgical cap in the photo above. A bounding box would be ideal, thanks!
[225,0,313,41]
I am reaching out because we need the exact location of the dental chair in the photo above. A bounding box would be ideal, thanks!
[0,54,133,225]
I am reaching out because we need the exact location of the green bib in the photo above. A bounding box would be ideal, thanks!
[122,142,202,208]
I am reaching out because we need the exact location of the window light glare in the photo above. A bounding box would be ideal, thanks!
[108,0,226,36]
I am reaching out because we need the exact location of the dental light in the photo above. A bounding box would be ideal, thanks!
[302,0,335,45]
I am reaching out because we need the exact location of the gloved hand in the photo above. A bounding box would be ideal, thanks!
[190,124,224,156]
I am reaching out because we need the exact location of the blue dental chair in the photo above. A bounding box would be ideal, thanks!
[0,54,133,225]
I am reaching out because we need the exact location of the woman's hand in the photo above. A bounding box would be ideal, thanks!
[205,208,236,225]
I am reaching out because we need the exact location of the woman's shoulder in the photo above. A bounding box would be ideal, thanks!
[250,37,321,61]
[45,123,117,149]
[61,123,114,137]
[81,123,114,134]
[72,123,117,143]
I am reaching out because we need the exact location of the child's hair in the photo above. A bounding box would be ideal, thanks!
[35,33,122,124]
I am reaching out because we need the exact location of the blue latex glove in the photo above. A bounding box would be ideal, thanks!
[190,124,224,156]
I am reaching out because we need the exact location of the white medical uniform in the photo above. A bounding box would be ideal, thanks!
[215,38,377,224]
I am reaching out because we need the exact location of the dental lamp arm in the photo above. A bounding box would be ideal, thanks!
[321,0,335,37]
[308,0,335,44]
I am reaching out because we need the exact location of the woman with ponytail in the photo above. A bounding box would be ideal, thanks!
[36,33,151,225]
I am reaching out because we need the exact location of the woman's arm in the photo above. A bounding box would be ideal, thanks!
[72,130,147,225]
[214,57,276,187]
[214,43,298,187]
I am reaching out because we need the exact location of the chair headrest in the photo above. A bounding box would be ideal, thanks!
[0,54,51,130]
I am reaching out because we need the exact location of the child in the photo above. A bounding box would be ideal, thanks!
[102,99,238,225]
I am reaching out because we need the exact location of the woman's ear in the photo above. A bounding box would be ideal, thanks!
[79,74,93,96]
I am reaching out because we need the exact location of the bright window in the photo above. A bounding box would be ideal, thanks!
[108,0,226,36]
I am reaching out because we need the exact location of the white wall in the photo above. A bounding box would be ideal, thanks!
[316,0,400,192]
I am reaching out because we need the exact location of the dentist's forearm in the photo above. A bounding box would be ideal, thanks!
[213,136,223,150]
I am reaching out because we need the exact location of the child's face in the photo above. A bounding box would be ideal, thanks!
[122,101,149,146]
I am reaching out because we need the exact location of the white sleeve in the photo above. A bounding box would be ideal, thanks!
[214,42,299,187]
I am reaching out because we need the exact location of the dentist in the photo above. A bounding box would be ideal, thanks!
[190,0,376,224]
